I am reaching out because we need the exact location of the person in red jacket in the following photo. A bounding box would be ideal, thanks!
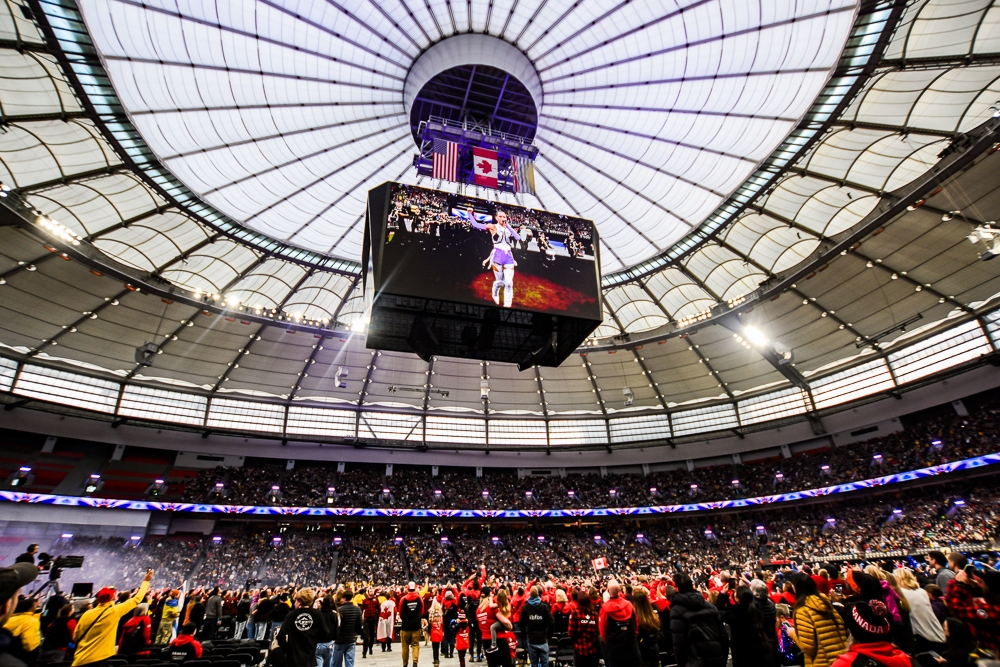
[118,603,152,657]
[598,581,640,667]
[830,599,911,667]
[945,567,1000,656]
[165,623,203,662]
[455,611,471,667]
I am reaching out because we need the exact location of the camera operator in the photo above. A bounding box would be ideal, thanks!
[13,548,37,567]
[71,569,152,667]
[0,563,40,667]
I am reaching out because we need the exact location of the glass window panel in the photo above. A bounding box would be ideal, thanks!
[671,403,739,437]
[119,384,207,425]
[809,358,895,410]
[738,387,808,426]
[487,419,547,446]
[547,419,607,446]
[286,406,357,438]
[608,413,671,443]
[15,364,119,413]
[207,397,284,433]
[425,416,487,445]
[888,320,991,385]
[359,412,422,441]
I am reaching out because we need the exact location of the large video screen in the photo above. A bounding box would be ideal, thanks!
[372,183,602,320]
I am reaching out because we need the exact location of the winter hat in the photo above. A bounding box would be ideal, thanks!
[408,581,416,591]
[845,600,892,643]
[457,610,466,621]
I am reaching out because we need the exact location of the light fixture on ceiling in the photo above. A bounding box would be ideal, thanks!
[941,210,960,222]
[742,325,769,347]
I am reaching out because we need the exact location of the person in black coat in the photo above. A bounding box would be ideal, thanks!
[716,586,775,667]
[750,581,779,658]
[669,573,729,667]
[332,589,364,667]
[277,590,331,667]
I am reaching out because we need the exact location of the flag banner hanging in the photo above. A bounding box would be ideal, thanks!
[433,138,458,181]
[511,155,536,195]
[473,146,498,188]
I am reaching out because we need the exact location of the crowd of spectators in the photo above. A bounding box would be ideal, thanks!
[178,395,1000,510]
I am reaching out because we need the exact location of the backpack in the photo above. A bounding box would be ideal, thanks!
[120,619,148,654]
[683,607,729,667]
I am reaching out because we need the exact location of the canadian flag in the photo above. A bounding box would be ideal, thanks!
[592,557,608,570]
[473,147,498,188]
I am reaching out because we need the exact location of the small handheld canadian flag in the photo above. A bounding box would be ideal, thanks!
[592,556,608,570]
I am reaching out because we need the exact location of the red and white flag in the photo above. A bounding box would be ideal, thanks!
[473,147,498,188]
[432,138,458,182]
[592,557,608,570]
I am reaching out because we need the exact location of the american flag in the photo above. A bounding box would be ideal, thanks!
[432,138,458,181]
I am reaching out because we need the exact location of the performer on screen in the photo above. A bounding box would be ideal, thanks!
[472,209,521,308]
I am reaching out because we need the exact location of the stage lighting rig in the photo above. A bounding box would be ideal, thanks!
[134,342,159,367]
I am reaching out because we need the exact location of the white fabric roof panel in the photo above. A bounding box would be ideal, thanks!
[75,0,856,274]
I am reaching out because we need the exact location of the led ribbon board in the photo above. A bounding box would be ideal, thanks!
[1,453,995,518]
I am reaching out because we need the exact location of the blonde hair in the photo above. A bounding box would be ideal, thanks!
[496,589,510,615]
[893,568,919,591]
[295,588,316,607]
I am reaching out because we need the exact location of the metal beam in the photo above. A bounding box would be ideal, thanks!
[149,234,221,276]
[357,351,378,408]
[0,251,62,283]
[0,39,49,53]
[630,348,669,410]
[579,353,608,416]
[85,206,175,242]
[853,250,973,314]
[0,111,88,124]
[684,334,735,400]
[10,164,132,196]
[210,323,268,394]
[490,74,510,124]
[459,65,477,118]
[27,287,132,358]
[879,53,1000,70]
[831,120,956,138]
[122,309,203,381]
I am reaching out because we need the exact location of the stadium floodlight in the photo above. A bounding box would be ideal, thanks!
[212,536,222,544]
[892,509,903,515]
[84,474,101,494]
[731,479,740,487]
[743,326,769,347]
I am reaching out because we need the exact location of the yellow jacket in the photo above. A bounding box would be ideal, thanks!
[793,594,848,667]
[4,612,41,652]
[72,581,149,666]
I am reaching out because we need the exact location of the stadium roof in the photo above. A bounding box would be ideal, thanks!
[1,0,1000,448]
